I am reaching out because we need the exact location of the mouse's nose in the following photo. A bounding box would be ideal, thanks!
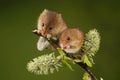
[41,30,45,36]
[40,30,48,38]
[63,46,67,49]
[60,41,70,50]
[61,45,67,49]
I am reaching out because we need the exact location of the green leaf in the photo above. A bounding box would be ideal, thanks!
[64,56,75,64]
[83,54,92,67]
[83,72,91,80]
[57,55,74,71]
[57,48,74,63]
[62,60,74,71]
[57,48,66,55]
[57,48,74,71]
[74,59,82,63]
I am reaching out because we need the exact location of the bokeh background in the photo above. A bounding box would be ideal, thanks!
[0,0,120,80]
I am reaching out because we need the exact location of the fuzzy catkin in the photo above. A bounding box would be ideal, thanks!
[27,53,62,75]
[82,29,100,56]
[82,29,100,63]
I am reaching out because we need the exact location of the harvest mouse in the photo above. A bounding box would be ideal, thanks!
[34,9,68,51]
[37,9,67,39]
[59,28,85,54]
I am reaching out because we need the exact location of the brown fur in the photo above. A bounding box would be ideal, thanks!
[59,28,85,53]
[37,9,67,38]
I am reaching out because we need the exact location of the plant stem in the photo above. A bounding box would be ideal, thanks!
[65,53,97,80]
[77,62,97,80]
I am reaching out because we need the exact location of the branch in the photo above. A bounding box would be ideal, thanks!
[66,53,97,80]
[77,62,97,80]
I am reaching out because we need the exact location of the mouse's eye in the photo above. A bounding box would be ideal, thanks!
[67,36,70,41]
[49,27,52,30]
[42,23,44,27]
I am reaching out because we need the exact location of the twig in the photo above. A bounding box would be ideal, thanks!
[65,53,97,80]
[77,62,97,80]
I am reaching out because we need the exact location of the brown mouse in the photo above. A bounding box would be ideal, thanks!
[37,9,67,39]
[59,28,85,54]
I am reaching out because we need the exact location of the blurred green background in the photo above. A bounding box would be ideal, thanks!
[0,0,120,80]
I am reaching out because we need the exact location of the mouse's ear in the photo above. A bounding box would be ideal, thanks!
[56,13,68,32]
[43,9,49,13]
[57,13,62,19]
[57,13,65,24]
[58,13,62,16]
[74,28,82,35]
[77,30,85,41]
[40,9,50,16]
